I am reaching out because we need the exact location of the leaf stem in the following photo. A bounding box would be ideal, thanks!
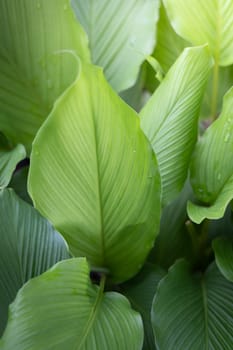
[99,273,106,293]
[210,59,219,121]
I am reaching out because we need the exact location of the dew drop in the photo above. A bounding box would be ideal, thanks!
[217,173,222,181]
[129,36,136,47]
[36,2,41,9]
[63,3,68,10]
[224,132,230,143]
[133,149,136,153]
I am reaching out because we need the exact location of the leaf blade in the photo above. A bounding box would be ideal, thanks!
[0,258,143,350]
[152,260,233,349]
[163,0,233,66]
[140,46,213,205]
[71,0,159,91]
[0,189,69,336]
[0,0,90,150]
[188,87,233,223]
[28,62,161,282]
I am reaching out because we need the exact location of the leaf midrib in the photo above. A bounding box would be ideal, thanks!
[76,284,104,349]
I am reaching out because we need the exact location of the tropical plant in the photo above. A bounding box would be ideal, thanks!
[1,0,233,349]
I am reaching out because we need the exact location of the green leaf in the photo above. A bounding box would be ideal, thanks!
[121,263,166,350]
[188,87,233,223]
[0,189,69,336]
[153,3,188,73]
[0,0,90,151]
[152,259,233,350]
[28,62,161,283]
[0,144,26,189]
[150,181,194,269]
[71,0,160,92]
[140,46,213,205]
[163,0,233,66]
[0,258,143,350]
[213,237,233,282]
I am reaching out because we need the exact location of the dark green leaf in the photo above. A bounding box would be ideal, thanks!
[0,189,69,335]
[213,237,233,282]
[121,263,166,350]
[152,260,233,349]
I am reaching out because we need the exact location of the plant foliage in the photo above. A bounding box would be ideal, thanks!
[1,1,233,349]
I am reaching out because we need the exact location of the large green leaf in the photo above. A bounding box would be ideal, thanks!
[0,258,143,350]
[71,0,159,92]
[152,259,233,350]
[0,0,90,151]
[0,189,69,336]
[28,62,161,283]
[140,46,213,205]
[188,87,233,223]
[213,237,233,282]
[0,144,26,189]
[163,0,233,66]
[121,263,166,350]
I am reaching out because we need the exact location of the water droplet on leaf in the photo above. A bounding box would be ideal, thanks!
[224,132,230,143]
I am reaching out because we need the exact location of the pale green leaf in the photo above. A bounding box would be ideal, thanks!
[121,263,166,350]
[0,258,143,350]
[0,189,69,336]
[140,46,213,205]
[0,0,90,151]
[71,0,160,92]
[0,144,26,189]
[163,0,233,66]
[28,62,161,283]
[152,259,233,349]
[213,237,233,282]
[188,87,233,223]
[153,3,188,73]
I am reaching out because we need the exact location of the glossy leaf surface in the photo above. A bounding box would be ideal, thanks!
[29,63,161,282]
[0,0,90,150]
[152,260,233,349]
[71,0,159,92]
[140,46,212,205]
[0,189,69,336]
[0,258,143,350]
